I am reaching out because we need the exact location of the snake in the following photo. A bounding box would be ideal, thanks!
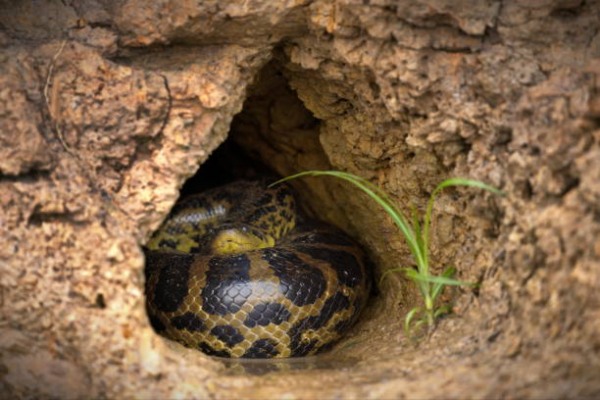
[144,179,370,359]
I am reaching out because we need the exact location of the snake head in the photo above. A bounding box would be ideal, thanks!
[211,224,276,255]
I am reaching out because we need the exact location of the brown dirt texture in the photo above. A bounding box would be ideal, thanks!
[1,0,599,399]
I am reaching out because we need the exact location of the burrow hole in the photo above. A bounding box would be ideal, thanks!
[146,60,409,373]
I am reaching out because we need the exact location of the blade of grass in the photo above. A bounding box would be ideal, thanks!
[431,266,458,300]
[433,178,505,196]
[409,205,431,298]
[404,307,420,336]
[411,205,425,261]
[273,171,427,268]
[404,268,470,286]
[433,304,452,319]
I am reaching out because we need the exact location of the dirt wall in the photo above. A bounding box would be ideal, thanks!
[1,1,599,398]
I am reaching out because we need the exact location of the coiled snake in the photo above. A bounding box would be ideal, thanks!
[145,179,370,358]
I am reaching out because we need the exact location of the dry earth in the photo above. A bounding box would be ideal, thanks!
[1,0,599,398]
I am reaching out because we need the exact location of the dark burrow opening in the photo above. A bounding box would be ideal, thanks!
[144,60,415,373]
[180,61,321,199]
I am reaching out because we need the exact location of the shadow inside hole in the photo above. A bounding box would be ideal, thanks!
[145,59,398,366]
[178,138,277,197]
[181,59,321,196]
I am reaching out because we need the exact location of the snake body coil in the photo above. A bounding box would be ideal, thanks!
[145,180,370,358]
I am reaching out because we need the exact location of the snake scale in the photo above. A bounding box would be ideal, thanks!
[145,179,370,358]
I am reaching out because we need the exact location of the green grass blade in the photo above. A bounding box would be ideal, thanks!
[272,170,427,268]
[431,266,457,301]
[411,205,427,271]
[404,307,421,336]
[413,318,426,331]
[404,267,470,287]
[433,304,452,319]
[433,178,505,196]
[402,268,434,301]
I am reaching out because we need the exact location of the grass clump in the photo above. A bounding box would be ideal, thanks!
[272,170,503,336]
